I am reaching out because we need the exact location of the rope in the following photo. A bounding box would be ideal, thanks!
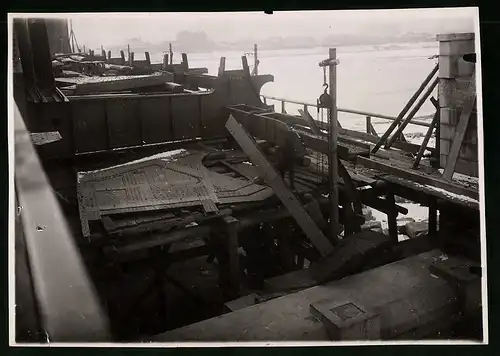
[314,66,329,180]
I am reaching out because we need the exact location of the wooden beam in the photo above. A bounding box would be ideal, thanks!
[372,64,439,153]
[357,155,479,201]
[413,100,440,169]
[443,70,477,181]
[218,57,226,78]
[338,127,429,155]
[386,190,398,243]
[242,56,251,78]
[181,53,189,70]
[298,108,322,136]
[229,108,357,160]
[428,200,438,237]
[74,73,174,94]
[225,115,334,255]
[385,77,439,149]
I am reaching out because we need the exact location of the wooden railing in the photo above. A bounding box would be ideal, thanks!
[261,94,433,136]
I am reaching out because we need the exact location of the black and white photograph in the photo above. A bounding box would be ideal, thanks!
[9,7,486,346]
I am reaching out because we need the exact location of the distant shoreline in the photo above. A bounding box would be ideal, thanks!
[108,40,438,58]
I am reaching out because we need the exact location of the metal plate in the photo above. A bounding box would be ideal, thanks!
[208,170,273,203]
[72,100,108,153]
[106,99,142,148]
[171,95,201,140]
[139,97,173,144]
[77,150,274,236]
[79,155,218,217]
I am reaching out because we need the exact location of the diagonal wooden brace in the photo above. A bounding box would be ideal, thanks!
[412,97,440,169]
[442,69,476,181]
[372,64,439,154]
[225,114,334,256]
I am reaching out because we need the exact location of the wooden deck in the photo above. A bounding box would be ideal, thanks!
[323,134,479,210]
[150,250,472,342]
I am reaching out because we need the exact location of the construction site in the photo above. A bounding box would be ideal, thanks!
[12,17,483,343]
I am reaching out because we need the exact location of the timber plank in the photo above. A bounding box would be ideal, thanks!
[74,73,174,94]
[298,108,323,136]
[443,70,476,181]
[357,156,478,201]
[226,115,334,256]
[151,250,460,342]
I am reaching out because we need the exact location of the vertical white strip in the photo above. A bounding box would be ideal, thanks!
[7,13,16,346]
[473,6,488,345]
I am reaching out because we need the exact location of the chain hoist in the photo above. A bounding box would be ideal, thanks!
[322,66,330,127]
[317,69,333,114]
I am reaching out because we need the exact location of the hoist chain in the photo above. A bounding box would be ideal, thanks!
[323,66,331,127]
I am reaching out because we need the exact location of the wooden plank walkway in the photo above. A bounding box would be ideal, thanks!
[150,250,463,342]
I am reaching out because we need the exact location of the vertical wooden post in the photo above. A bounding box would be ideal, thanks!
[163,54,169,70]
[296,255,305,269]
[386,190,398,243]
[145,51,151,66]
[169,43,173,65]
[413,109,439,169]
[107,51,111,62]
[223,216,240,296]
[328,48,340,243]
[254,44,258,76]
[129,51,134,67]
[218,57,226,77]
[366,116,371,134]
[281,100,286,114]
[241,56,251,78]
[120,50,125,65]
[428,199,438,237]
[69,19,74,53]
[433,112,441,168]
[181,53,189,71]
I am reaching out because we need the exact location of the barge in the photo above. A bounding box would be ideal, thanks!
[12,18,483,343]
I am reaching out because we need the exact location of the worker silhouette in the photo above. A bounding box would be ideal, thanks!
[275,129,305,191]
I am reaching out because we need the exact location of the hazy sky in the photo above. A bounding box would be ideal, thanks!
[50,8,477,48]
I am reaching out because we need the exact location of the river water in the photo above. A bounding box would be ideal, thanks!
[150,41,439,139]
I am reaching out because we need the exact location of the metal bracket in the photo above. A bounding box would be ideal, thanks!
[318,58,340,67]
